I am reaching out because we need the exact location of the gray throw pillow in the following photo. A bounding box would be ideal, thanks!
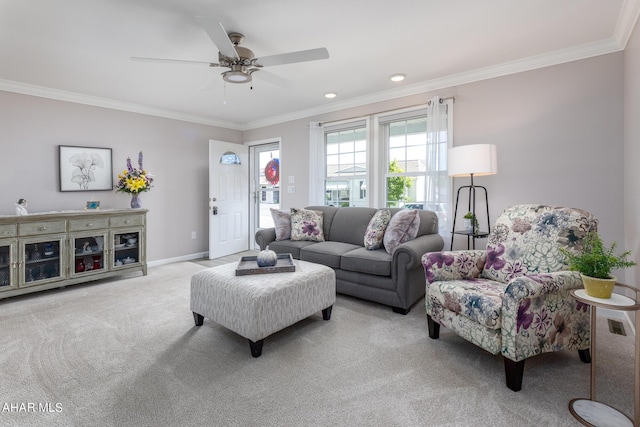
[270,208,291,241]
[383,209,420,254]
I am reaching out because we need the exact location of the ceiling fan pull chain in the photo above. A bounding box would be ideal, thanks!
[223,81,227,105]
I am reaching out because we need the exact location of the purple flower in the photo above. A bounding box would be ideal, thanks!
[576,300,589,313]
[517,299,534,333]
[427,252,454,269]
[138,151,144,169]
[485,244,506,271]
[302,221,319,236]
[126,157,133,172]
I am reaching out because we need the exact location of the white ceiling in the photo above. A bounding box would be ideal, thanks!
[1,0,638,130]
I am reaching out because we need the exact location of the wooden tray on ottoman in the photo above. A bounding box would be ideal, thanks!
[236,253,296,276]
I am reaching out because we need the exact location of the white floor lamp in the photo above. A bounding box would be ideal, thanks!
[448,144,498,250]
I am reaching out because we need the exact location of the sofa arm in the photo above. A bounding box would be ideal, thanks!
[393,234,445,271]
[255,228,277,250]
[501,271,590,361]
[421,250,486,283]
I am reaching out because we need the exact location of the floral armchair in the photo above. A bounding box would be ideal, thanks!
[422,204,598,391]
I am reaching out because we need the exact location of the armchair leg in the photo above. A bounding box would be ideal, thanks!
[427,315,440,339]
[503,357,525,392]
[579,349,591,363]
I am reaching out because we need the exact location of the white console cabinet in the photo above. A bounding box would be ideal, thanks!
[0,209,147,299]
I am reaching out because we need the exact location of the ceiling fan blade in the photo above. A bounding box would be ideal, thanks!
[195,16,238,60]
[253,69,292,89]
[256,47,329,67]
[130,56,217,66]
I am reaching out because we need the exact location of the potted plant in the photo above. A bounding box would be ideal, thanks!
[560,232,636,298]
[463,212,478,234]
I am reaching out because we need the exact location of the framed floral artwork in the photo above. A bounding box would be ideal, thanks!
[59,145,113,192]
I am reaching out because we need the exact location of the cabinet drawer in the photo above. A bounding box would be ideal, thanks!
[0,224,16,238]
[69,218,109,231]
[19,220,67,236]
[110,215,144,228]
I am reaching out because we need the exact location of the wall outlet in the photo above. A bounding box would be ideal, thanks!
[191,231,196,239]
[287,185,295,193]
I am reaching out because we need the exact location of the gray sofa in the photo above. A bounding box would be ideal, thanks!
[255,206,445,314]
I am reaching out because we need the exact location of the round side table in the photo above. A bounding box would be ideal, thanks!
[569,284,640,426]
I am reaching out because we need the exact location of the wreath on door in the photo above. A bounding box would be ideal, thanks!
[265,158,280,185]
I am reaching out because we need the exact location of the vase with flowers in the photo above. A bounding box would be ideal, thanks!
[115,151,154,209]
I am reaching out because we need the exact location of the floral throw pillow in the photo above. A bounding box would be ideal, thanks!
[270,208,291,241]
[290,208,325,242]
[364,209,391,250]
[383,209,420,254]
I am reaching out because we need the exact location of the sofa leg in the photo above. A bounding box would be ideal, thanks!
[427,315,440,339]
[392,306,410,315]
[249,339,264,358]
[504,357,525,392]
[578,349,591,363]
[193,312,204,326]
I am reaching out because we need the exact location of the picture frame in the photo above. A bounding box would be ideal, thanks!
[59,145,113,192]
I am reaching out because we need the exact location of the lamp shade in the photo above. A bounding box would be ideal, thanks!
[448,144,497,177]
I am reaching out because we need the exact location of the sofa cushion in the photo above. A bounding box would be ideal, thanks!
[268,240,316,259]
[364,209,391,250]
[300,241,361,269]
[383,209,420,254]
[290,208,325,242]
[340,247,391,277]
[328,207,377,246]
[270,208,291,241]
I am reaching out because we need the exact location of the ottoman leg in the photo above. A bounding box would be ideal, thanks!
[193,312,204,326]
[249,339,264,358]
[322,305,333,320]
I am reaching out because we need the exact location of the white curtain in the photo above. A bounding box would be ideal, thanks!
[425,96,453,240]
[308,121,324,205]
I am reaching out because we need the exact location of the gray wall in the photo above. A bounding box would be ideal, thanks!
[245,53,626,250]
[625,18,640,286]
[0,91,242,262]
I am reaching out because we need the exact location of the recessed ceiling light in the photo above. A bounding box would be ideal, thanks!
[324,92,337,99]
[390,73,406,82]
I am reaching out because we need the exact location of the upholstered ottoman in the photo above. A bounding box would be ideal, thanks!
[190,260,336,357]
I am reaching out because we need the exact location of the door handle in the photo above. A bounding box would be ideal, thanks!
[211,206,218,215]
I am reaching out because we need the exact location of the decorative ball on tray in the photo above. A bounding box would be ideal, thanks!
[256,249,278,267]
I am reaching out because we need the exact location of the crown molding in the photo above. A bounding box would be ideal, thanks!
[0,79,245,130]
[242,38,624,130]
[615,0,640,48]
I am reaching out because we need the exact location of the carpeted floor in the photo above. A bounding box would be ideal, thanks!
[0,257,635,426]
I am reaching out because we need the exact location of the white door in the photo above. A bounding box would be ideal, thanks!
[209,140,249,259]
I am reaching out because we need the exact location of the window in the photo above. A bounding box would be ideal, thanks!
[309,97,452,236]
[378,99,452,235]
[324,121,368,207]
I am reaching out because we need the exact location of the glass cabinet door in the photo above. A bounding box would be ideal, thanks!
[71,232,108,276]
[113,230,141,268]
[21,236,65,286]
[0,240,17,291]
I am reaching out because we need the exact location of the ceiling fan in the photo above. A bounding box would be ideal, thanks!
[131,16,329,85]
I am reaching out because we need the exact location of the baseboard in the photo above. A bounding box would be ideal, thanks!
[147,252,208,267]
